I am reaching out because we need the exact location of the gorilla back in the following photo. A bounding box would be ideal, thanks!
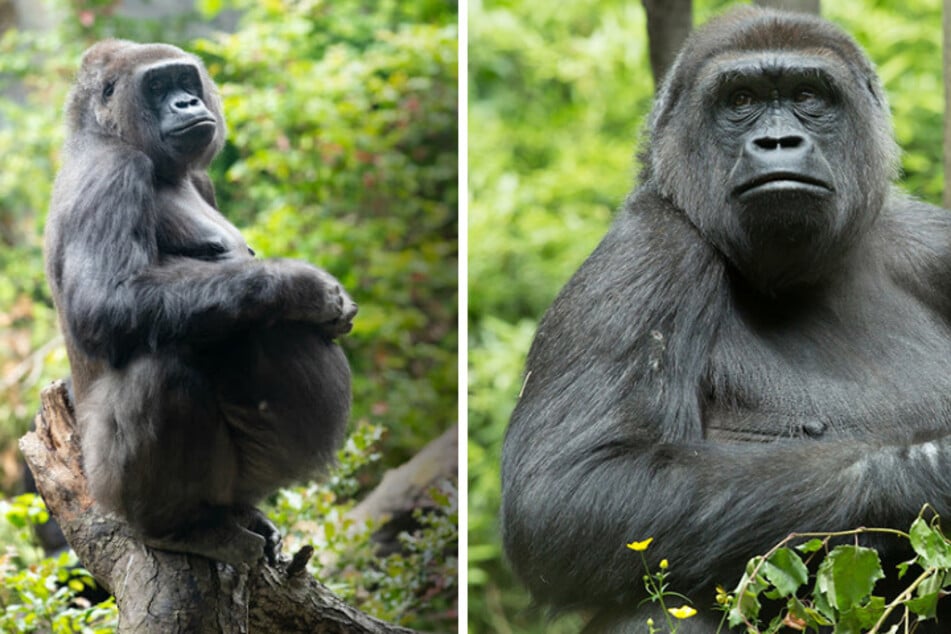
[45,40,357,565]
[502,8,951,632]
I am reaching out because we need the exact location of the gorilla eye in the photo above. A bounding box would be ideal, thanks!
[149,78,166,95]
[730,90,755,109]
[795,87,818,103]
[102,81,115,100]
[180,74,198,91]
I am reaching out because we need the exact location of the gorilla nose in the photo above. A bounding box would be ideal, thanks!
[746,133,812,168]
[170,91,201,112]
[750,134,807,152]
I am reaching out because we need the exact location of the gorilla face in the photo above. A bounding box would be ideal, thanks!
[715,54,841,277]
[646,13,900,294]
[140,62,218,158]
[69,40,226,180]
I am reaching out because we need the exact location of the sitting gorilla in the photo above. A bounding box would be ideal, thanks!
[45,40,356,565]
[502,7,951,632]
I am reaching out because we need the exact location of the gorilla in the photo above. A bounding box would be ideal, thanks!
[501,7,951,632]
[44,40,357,566]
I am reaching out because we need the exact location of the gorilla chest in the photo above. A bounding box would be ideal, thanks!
[704,299,951,441]
[156,182,248,260]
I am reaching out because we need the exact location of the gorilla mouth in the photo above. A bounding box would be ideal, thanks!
[736,173,833,198]
[169,118,216,136]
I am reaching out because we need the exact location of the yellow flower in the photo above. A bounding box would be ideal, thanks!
[715,585,729,606]
[626,537,653,552]
[659,559,669,570]
[667,605,698,620]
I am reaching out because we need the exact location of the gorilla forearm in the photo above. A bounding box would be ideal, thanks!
[503,426,947,607]
[62,258,344,365]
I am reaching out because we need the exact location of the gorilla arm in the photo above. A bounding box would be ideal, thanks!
[47,146,350,368]
[500,192,951,609]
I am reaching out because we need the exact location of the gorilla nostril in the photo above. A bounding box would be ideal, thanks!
[779,135,804,149]
[753,135,804,151]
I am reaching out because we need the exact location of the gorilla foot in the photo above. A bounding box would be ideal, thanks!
[239,505,283,565]
[141,515,267,566]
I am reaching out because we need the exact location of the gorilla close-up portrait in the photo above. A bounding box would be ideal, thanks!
[501,7,951,633]
[44,40,357,566]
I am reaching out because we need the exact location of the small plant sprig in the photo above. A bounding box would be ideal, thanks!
[626,537,696,633]
[717,505,951,633]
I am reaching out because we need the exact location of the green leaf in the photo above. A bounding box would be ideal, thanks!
[814,545,884,613]
[762,547,808,598]
[787,596,832,630]
[906,570,944,619]
[909,517,951,569]
[728,564,767,627]
[836,595,886,632]
[897,560,911,579]
[797,538,825,554]
[906,593,939,619]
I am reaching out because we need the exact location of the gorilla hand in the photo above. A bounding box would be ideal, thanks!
[278,260,358,336]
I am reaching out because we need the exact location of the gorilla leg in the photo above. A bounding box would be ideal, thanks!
[204,323,352,501]
[78,353,265,565]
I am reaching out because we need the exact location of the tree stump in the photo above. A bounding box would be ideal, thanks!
[19,380,417,634]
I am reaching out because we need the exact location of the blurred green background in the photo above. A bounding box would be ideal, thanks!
[467,0,944,631]
[0,0,457,630]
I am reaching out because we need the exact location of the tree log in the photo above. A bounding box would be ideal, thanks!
[19,380,417,634]
[349,424,457,553]
[641,0,693,87]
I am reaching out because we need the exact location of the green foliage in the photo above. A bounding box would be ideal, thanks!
[0,551,115,634]
[624,512,951,632]
[826,0,943,201]
[468,0,946,632]
[269,423,458,631]
[721,512,951,633]
[0,495,116,633]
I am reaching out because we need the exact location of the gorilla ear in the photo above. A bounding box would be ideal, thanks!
[865,77,889,109]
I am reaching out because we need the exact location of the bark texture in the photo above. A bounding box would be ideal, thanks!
[642,0,693,86]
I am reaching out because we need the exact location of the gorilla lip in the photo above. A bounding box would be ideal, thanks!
[735,172,833,198]
[169,118,216,136]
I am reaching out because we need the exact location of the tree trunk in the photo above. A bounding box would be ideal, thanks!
[753,0,820,14]
[641,0,692,87]
[944,0,951,210]
[19,380,417,634]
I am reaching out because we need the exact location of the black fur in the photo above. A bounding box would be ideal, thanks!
[501,8,951,632]
[45,40,357,565]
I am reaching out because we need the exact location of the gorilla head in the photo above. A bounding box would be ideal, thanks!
[67,40,225,180]
[645,8,900,293]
